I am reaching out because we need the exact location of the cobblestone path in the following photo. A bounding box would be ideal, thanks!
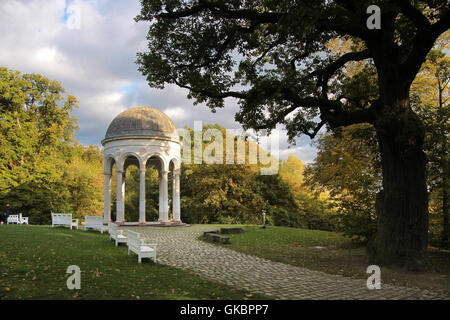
[126,225,448,300]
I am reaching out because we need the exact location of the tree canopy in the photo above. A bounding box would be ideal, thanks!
[136,0,449,138]
[0,67,103,224]
[136,0,450,269]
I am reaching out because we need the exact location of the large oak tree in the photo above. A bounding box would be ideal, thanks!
[135,0,450,269]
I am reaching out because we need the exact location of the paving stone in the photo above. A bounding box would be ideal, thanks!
[125,225,449,300]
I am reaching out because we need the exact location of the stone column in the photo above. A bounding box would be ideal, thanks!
[116,169,125,224]
[161,170,169,223]
[173,169,181,223]
[103,172,111,224]
[139,167,146,225]
[158,170,163,222]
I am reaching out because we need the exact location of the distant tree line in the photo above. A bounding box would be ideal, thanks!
[1,60,447,249]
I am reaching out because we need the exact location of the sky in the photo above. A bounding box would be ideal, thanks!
[0,0,320,164]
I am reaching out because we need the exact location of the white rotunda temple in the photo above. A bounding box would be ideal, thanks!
[101,106,182,225]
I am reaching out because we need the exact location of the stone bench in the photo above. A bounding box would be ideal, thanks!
[203,230,218,237]
[220,227,245,234]
[204,232,230,244]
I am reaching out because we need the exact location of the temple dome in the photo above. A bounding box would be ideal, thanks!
[103,106,178,143]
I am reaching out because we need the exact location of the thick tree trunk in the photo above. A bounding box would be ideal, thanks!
[368,106,431,270]
[443,181,449,247]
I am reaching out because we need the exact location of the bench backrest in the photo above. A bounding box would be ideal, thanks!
[108,222,119,236]
[52,213,72,225]
[7,215,19,222]
[85,216,103,226]
[126,230,142,252]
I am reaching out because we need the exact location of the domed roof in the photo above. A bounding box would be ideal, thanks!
[103,106,178,142]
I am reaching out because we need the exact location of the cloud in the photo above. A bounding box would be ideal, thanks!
[0,0,319,164]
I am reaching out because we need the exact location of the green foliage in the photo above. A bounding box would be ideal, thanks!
[181,163,264,224]
[255,174,300,228]
[178,125,300,226]
[306,124,381,242]
[279,155,338,231]
[135,0,449,267]
[0,67,103,224]
[411,36,450,248]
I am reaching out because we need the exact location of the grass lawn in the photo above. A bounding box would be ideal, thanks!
[0,224,268,300]
[201,225,450,295]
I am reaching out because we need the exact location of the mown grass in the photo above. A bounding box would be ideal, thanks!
[201,225,450,295]
[0,225,268,300]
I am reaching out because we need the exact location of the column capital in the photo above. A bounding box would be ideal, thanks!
[104,172,112,176]
[116,169,124,174]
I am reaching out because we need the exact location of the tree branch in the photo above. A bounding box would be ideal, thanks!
[311,50,371,80]
[401,4,450,84]
[302,120,326,139]
[174,30,237,70]
[160,1,284,23]
[309,49,371,97]
[430,8,450,38]
[173,79,248,100]
[395,0,431,29]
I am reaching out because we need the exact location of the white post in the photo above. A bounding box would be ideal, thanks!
[121,172,126,222]
[103,172,111,224]
[158,170,163,222]
[173,169,181,223]
[116,169,125,223]
[139,167,146,224]
[161,170,169,223]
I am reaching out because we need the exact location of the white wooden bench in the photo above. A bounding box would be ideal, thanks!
[84,216,105,233]
[7,214,29,224]
[51,213,78,230]
[18,213,29,224]
[126,230,157,263]
[108,222,127,246]
[7,215,19,224]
